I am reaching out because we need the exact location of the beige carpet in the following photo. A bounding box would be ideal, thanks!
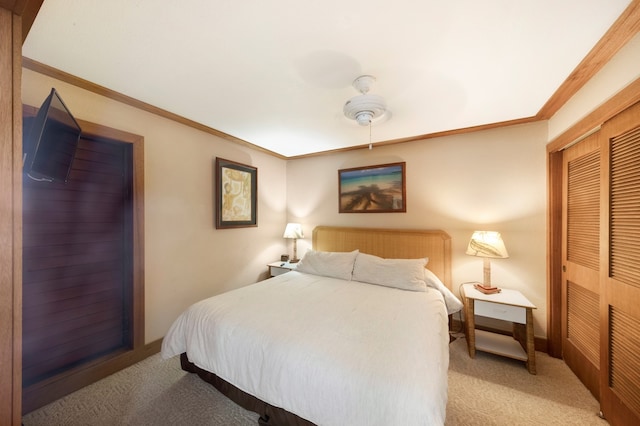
[445,334,606,425]
[23,334,608,425]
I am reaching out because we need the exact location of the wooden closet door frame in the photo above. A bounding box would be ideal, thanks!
[547,79,640,357]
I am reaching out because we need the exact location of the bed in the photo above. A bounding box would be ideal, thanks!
[161,226,461,425]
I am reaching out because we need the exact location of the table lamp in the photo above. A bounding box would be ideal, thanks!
[283,223,304,263]
[466,231,509,294]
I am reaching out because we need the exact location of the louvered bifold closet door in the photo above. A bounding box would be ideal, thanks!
[600,101,640,426]
[562,132,601,399]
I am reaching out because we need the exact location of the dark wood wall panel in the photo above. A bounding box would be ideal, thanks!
[22,134,133,388]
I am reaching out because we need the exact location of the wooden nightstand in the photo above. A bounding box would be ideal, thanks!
[460,283,537,374]
[267,261,297,277]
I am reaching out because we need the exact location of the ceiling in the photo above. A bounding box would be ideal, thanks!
[22,0,633,157]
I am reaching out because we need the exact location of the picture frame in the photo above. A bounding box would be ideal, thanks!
[338,162,406,213]
[215,157,258,228]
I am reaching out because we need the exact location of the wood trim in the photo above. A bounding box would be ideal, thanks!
[22,338,162,414]
[21,53,540,161]
[0,0,44,42]
[287,117,540,160]
[0,8,23,425]
[74,118,146,350]
[17,3,638,160]
[0,1,26,13]
[547,78,640,153]
[21,57,287,159]
[19,0,43,43]
[20,110,147,415]
[546,150,563,358]
[537,1,640,119]
[546,78,640,359]
[10,13,22,425]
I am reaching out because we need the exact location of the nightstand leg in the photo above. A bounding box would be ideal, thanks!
[465,297,476,358]
[525,308,536,374]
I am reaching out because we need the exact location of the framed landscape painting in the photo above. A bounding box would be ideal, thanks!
[215,157,257,228]
[338,162,406,213]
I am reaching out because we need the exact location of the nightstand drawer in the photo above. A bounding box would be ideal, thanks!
[475,300,526,324]
[270,266,291,277]
[268,261,297,277]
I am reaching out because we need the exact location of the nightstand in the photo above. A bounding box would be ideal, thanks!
[460,283,537,374]
[267,261,297,277]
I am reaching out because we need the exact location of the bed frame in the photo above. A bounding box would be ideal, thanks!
[180,226,452,425]
[312,226,452,290]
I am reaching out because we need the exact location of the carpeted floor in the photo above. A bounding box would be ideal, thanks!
[445,334,607,425]
[22,334,608,425]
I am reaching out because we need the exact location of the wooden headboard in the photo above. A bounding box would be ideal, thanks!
[312,226,452,290]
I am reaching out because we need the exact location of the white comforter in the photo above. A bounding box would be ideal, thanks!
[162,271,449,425]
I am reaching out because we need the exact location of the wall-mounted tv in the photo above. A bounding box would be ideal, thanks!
[23,88,82,183]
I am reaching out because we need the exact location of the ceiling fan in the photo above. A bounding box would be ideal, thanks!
[343,75,388,126]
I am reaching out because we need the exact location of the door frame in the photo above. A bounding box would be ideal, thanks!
[546,79,640,358]
[20,106,147,413]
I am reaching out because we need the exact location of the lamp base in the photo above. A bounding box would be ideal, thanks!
[474,283,501,294]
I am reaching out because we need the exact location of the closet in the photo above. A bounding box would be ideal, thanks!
[557,100,640,425]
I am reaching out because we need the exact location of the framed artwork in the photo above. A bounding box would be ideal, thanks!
[215,157,257,228]
[338,162,406,213]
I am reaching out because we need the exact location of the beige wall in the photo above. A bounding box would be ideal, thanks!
[286,122,549,336]
[22,69,289,343]
[285,32,640,340]
[21,30,637,344]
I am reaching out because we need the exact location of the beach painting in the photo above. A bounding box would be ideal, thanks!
[338,162,406,213]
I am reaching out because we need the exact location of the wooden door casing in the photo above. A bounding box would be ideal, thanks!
[20,107,145,414]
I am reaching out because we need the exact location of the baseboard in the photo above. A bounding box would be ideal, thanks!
[23,338,163,415]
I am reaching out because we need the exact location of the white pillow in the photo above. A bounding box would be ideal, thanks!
[295,249,359,280]
[423,268,464,314]
[352,253,428,292]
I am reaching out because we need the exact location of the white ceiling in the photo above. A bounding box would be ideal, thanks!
[23,0,632,157]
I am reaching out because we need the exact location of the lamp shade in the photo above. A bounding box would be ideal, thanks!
[283,223,304,239]
[466,231,509,259]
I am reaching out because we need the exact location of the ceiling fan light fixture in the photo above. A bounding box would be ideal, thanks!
[345,95,387,125]
[343,75,387,126]
[355,110,374,126]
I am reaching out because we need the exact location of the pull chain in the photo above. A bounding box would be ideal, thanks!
[368,120,372,150]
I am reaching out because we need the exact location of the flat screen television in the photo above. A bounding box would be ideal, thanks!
[23,88,82,183]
